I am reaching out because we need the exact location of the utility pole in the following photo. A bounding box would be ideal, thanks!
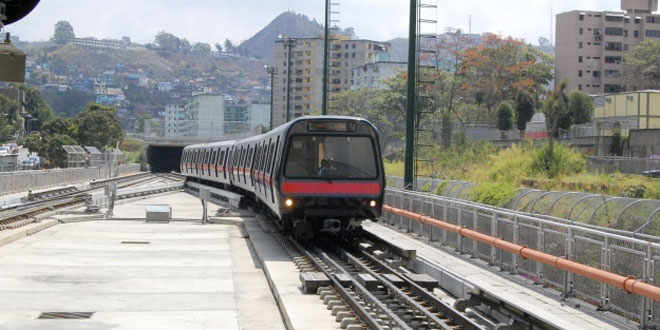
[265,65,275,130]
[284,38,296,122]
[404,0,417,190]
[322,0,329,116]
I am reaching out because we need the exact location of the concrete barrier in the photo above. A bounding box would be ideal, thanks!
[0,164,141,196]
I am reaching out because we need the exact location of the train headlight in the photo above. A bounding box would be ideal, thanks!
[369,200,377,208]
[285,199,294,208]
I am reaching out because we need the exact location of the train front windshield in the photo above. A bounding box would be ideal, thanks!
[285,135,378,179]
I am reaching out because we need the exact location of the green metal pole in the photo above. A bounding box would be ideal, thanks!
[404,0,417,190]
[322,0,329,116]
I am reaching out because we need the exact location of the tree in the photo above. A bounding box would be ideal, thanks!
[224,39,234,53]
[17,85,55,127]
[154,31,181,52]
[53,21,75,45]
[568,90,594,125]
[459,35,554,119]
[515,91,535,138]
[625,40,660,90]
[543,80,570,158]
[496,102,513,133]
[192,42,212,56]
[215,43,223,53]
[76,104,124,150]
[45,134,77,168]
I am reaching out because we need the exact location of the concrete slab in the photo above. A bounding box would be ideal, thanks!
[243,216,338,330]
[363,221,620,330]
[0,192,284,330]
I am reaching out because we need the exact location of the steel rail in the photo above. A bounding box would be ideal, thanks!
[355,248,483,330]
[315,248,413,330]
[344,251,478,330]
[289,239,397,330]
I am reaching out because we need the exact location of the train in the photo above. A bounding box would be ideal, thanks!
[180,116,385,239]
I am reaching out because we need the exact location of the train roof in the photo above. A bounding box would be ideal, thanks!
[184,116,376,150]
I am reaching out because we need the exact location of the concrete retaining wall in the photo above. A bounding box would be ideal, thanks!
[587,156,660,174]
[0,164,141,196]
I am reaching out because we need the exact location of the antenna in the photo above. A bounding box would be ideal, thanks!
[468,14,472,35]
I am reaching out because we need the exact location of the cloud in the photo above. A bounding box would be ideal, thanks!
[6,0,623,45]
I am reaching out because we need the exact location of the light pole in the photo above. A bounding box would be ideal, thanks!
[265,65,275,130]
[283,37,296,122]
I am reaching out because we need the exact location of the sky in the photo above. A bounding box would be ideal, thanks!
[5,0,622,46]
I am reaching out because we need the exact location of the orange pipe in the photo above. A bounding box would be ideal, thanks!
[383,204,660,302]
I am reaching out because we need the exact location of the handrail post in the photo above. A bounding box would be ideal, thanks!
[429,199,436,242]
[642,244,654,328]
[512,216,519,274]
[490,213,498,266]
[442,202,449,245]
[563,227,575,300]
[536,223,545,285]
[472,209,478,259]
[601,236,610,310]
[457,207,464,253]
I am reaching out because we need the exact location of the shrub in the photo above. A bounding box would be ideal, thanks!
[434,181,448,196]
[470,181,518,207]
[530,143,586,178]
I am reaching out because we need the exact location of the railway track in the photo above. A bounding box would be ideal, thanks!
[287,234,488,330]
[0,172,184,231]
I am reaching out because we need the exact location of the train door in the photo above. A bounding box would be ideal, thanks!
[270,136,280,204]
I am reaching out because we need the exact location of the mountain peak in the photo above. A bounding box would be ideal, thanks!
[238,11,324,62]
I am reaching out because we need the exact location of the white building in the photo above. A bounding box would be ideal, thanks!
[351,61,407,90]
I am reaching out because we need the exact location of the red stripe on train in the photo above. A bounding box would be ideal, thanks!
[282,181,381,195]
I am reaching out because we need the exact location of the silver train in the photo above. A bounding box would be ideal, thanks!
[181,116,385,239]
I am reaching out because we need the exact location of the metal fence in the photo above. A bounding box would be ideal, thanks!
[388,176,660,239]
[0,164,141,196]
[383,188,660,327]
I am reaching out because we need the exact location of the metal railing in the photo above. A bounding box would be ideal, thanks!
[383,187,660,327]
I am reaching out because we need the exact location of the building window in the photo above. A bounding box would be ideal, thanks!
[578,42,583,49]
[593,71,601,78]
[604,42,623,51]
[578,56,583,63]
[579,27,584,35]
[636,17,641,24]
[351,52,356,58]
[605,56,622,64]
[352,44,356,49]
[345,44,349,49]
[635,30,640,38]
[578,70,583,77]
[579,13,585,21]
[647,16,659,24]
[646,30,660,38]
[605,15,623,22]
[605,27,623,36]
[624,44,629,51]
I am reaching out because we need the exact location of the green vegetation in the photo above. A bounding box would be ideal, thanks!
[385,141,660,204]
[23,103,124,168]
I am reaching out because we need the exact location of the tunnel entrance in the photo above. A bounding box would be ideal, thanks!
[147,145,184,173]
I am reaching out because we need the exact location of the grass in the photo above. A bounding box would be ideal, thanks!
[384,141,660,202]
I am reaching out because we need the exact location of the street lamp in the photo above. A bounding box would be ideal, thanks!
[265,64,275,130]
[281,36,296,123]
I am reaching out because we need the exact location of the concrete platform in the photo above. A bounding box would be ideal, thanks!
[0,192,284,330]
[363,221,622,330]
[243,216,339,330]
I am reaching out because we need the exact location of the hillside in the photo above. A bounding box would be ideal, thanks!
[238,11,324,63]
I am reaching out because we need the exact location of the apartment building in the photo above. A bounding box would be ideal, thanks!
[272,36,391,127]
[556,0,660,95]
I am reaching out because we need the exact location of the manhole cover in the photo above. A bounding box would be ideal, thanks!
[121,241,150,244]
[38,312,94,319]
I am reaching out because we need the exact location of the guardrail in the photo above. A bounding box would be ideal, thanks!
[0,164,141,196]
[383,187,660,328]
